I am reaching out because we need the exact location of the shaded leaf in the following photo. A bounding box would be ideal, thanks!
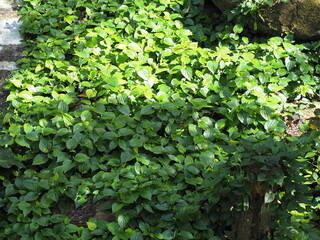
[0,148,22,168]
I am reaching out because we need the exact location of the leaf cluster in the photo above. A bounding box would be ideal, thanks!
[0,0,319,239]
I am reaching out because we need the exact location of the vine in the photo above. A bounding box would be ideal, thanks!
[0,0,319,239]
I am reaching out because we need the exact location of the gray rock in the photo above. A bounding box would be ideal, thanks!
[211,0,320,41]
[0,0,22,111]
[0,16,21,45]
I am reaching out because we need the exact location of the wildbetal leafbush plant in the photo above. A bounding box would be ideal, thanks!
[0,0,319,239]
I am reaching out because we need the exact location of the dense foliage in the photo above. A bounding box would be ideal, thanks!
[0,0,319,239]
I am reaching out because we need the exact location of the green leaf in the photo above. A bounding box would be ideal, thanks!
[264,119,278,132]
[130,232,143,240]
[181,67,193,80]
[9,124,21,135]
[58,101,69,113]
[23,123,33,134]
[233,24,243,34]
[118,128,134,136]
[86,37,98,48]
[141,105,154,115]
[39,138,52,153]
[260,108,272,120]
[284,57,295,71]
[128,42,143,52]
[139,222,150,233]
[186,177,203,185]
[92,103,106,114]
[129,138,144,148]
[160,0,170,4]
[86,222,97,231]
[118,105,130,115]
[42,228,54,237]
[26,132,39,141]
[188,124,201,136]
[51,214,65,223]
[81,110,92,121]
[207,61,219,74]
[42,127,56,136]
[80,111,92,122]
[115,115,127,129]
[283,42,297,53]
[190,98,209,110]
[56,128,70,136]
[121,151,134,163]
[66,138,78,150]
[268,83,283,92]
[140,188,153,200]
[118,215,129,229]
[155,203,169,211]
[215,119,226,129]
[33,154,48,165]
[162,230,174,239]
[75,49,90,59]
[35,216,49,227]
[81,138,93,150]
[112,202,124,213]
[107,222,121,235]
[186,165,200,175]
[264,191,275,203]
[66,224,79,233]
[0,135,14,146]
[74,153,90,162]
[80,228,90,240]
[15,135,30,148]
[63,114,75,126]
[203,129,215,140]
[163,37,174,46]
[64,15,77,24]
[5,184,15,196]
[137,155,150,165]
[137,66,152,80]
[34,232,43,240]
[179,231,194,239]
[86,89,97,98]
[47,189,59,202]
[299,123,309,132]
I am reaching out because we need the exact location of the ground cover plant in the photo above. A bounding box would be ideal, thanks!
[0,0,320,239]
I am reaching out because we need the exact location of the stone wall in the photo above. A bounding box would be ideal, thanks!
[0,0,22,111]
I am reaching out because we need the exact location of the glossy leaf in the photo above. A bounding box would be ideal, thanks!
[118,215,129,229]
[181,67,193,80]
[86,222,97,231]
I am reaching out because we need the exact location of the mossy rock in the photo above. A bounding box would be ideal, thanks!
[212,0,320,41]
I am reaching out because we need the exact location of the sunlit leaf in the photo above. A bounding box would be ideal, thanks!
[181,67,193,80]
[86,222,97,231]
[264,191,275,203]
[264,119,278,131]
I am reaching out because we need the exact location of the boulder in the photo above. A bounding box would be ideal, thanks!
[0,0,22,111]
[211,0,320,41]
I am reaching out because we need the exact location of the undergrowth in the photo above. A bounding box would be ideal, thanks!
[0,0,319,239]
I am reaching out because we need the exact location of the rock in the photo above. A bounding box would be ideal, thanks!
[211,0,320,41]
[211,0,236,12]
[50,196,115,227]
[285,114,305,136]
[0,0,22,111]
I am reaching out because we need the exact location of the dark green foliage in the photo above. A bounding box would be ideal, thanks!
[0,0,319,239]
